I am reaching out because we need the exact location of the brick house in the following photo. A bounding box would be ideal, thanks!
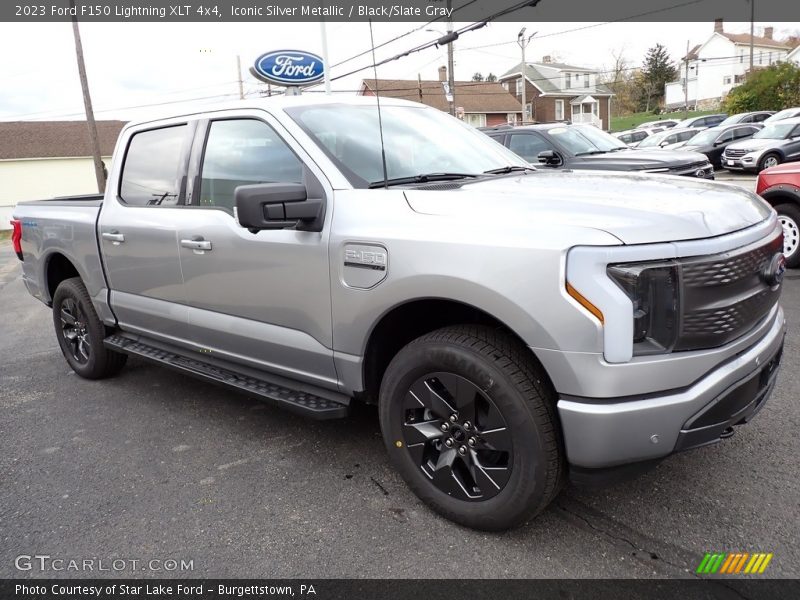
[499,57,614,130]
[360,66,523,127]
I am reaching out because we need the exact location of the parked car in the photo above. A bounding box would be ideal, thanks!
[636,127,702,150]
[674,113,728,129]
[638,119,680,130]
[679,123,763,167]
[722,117,800,172]
[763,107,800,124]
[717,111,775,126]
[756,162,800,267]
[11,96,785,531]
[484,123,714,178]
[613,128,656,147]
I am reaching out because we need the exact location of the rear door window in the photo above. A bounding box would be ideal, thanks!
[120,125,188,206]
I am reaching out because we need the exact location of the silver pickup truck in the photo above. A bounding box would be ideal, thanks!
[12,96,787,530]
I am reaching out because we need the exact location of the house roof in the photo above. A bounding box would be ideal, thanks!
[0,120,125,160]
[499,62,614,96]
[360,79,522,113]
[683,44,701,61]
[720,31,790,49]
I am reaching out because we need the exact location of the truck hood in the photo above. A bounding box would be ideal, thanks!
[404,170,771,245]
[571,149,708,170]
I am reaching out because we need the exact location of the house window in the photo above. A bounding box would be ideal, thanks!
[555,99,564,121]
[584,73,590,88]
[740,50,745,63]
[516,78,523,96]
[723,75,732,85]
[465,113,487,128]
[564,75,571,89]
[503,82,509,91]
[768,52,773,64]
[507,113,516,124]
[734,74,744,84]
[758,51,763,65]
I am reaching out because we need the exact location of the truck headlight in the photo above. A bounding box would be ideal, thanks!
[607,261,680,356]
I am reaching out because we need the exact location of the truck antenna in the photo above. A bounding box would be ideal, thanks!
[369,19,389,189]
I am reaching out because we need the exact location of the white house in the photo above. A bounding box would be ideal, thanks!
[788,45,800,66]
[665,19,791,110]
[0,121,124,229]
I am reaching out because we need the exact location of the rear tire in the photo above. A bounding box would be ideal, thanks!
[52,277,127,379]
[758,153,781,172]
[775,203,800,268]
[379,325,565,530]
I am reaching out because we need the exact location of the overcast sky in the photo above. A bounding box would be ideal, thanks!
[1,19,797,122]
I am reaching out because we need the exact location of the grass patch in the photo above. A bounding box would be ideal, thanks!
[611,109,719,132]
[0,230,11,242]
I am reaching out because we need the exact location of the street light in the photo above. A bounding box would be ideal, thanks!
[426,26,457,117]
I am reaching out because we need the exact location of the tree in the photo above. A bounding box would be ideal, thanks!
[600,48,639,116]
[471,72,484,81]
[724,62,800,113]
[486,72,497,82]
[638,44,677,111]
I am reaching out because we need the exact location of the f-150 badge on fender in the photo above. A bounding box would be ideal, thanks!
[342,244,388,290]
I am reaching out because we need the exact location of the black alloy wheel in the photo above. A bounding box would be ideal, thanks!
[402,372,513,500]
[59,297,91,364]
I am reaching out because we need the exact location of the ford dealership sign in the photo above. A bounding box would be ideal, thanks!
[253,50,325,86]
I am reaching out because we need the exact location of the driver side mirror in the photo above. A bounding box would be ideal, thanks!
[235,183,323,233]
[537,149,562,166]
[659,140,670,147]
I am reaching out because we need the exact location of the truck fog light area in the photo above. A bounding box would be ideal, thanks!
[607,261,680,356]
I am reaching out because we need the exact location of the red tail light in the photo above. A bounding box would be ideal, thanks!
[10,219,23,260]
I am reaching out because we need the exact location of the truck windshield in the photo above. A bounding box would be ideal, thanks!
[286,103,528,188]
[753,123,795,139]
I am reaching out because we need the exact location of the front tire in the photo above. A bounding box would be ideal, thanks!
[379,325,565,530]
[52,277,127,379]
[775,203,800,268]
[758,152,781,172]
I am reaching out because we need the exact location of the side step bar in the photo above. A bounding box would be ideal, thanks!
[104,334,349,420]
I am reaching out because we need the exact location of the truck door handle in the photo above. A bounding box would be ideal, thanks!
[181,238,212,252]
[102,232,125,244]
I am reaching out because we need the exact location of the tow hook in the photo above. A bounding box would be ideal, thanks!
[719,427,735,439]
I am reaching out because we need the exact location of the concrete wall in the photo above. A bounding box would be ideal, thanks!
[0,156,109,229]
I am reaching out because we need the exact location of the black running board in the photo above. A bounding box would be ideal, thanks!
[104,334,349,420]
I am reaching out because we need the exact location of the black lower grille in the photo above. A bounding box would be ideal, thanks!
[674,233,783,351]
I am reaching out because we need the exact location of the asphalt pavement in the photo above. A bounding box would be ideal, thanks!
[1,182,798,579]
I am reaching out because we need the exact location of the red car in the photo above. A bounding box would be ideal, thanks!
[757,162,800,267]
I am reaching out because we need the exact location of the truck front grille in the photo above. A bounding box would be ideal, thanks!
[674,233,783,351]
[725,149,747,158]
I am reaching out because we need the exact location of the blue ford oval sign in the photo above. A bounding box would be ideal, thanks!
[253,50,325,86]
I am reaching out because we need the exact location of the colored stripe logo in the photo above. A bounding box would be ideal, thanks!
[696,552,773,574]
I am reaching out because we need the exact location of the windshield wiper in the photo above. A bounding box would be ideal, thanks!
[575,150,608,156]
[607,147,628,152]
[483,165,536,175]
[367,172,479,189]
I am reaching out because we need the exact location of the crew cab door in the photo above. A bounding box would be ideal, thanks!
[176,113,337,389]
[99,121,195,343]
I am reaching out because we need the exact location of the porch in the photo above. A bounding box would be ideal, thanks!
[570,95,601,127]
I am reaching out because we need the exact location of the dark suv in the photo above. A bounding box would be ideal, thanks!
[483,123,714,179]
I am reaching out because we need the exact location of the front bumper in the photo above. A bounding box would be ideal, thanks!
[557,307,786,469]
[722,152,761,172]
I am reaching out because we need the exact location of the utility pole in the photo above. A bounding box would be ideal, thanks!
[418,73,423,102]
[683,40,690,119]
[749,0,755,74]
[446,0,455,116]
[69,0,104,194]
[517,28,536,124]
[236,55,244,100]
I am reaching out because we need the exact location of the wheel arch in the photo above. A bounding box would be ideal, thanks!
[360,297,552,404]
[760,185,800,209]
[43,251,82,305]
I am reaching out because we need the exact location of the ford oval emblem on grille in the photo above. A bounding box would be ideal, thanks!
[763,253,786,287]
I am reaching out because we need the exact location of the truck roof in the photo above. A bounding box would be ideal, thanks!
[126,94,425,128]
